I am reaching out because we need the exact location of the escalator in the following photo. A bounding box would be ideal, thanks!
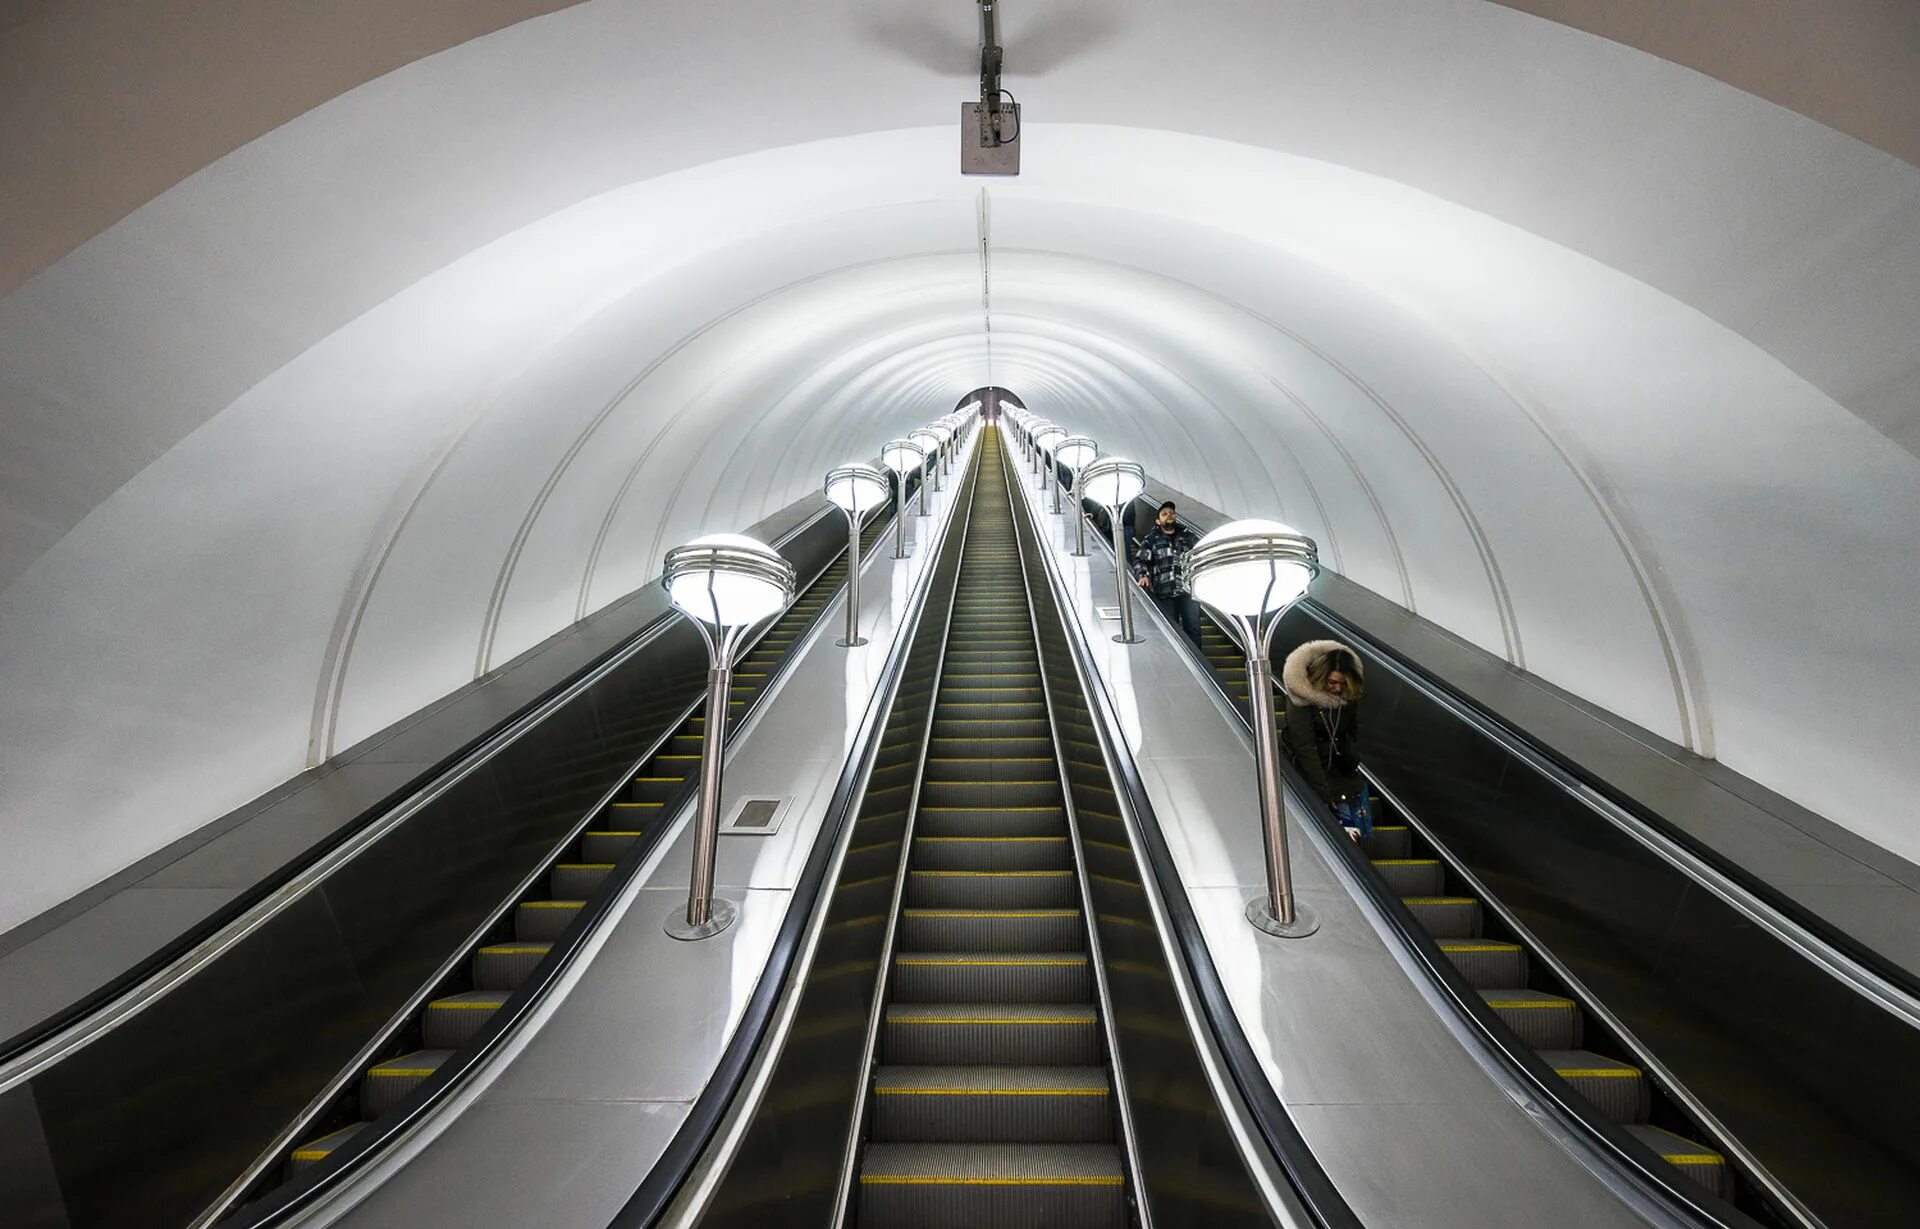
[269,514,896,1191]
[854,434,1126,1225]
[1190,623,1738,1199]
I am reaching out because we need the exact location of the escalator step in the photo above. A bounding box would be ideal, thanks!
[360,1049,452,1116]
[1540,1050,1651,1124]
[916,807,1067,838]
[1358,825,1412,859]
[1372,858,1444,895]
[1437,940,1527,988]
[550,862,614,897]
[1402,896,1482,938]
[287,1122,367,1175]
[931,717,1052,740]
[898,908,1084,952]
[422,991,511,1047]
[919,780,1065,808]
[907,870,1078,909]
[883,1004,1102,1065]
[515,899,584,942]
[473,942,551,990]
[1480,989,1584,1048]
[927,737,1054,759]
[912,835,1071,872]
[923,757,1060,783]
[858,1143,1125,1229]
[1622,1125,1735,1199]
[891,951,1093,1003]
[581,829,644,860]
[870,1065,1113,1142]
[630,776,687,803]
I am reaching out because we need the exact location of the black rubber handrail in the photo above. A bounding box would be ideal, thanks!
[1003,462,1361,1229]
[222,497,917,1228]
[605,442,981,1229]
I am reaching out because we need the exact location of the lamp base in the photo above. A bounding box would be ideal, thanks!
[836,636,870,647]
[1112,634,1144,644]
[666,897,737,941]
[1246,896,1319,939]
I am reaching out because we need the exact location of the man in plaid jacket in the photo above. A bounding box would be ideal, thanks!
[1131,500,1203,648]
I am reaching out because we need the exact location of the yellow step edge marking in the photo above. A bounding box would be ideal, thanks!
[430,1000,504,1010]
[902,909,1074,917]
[1661,1153,1725,1166]
[613,802,664,808]
[521,900,585,909]
[913,870,1070,877]
[893,1015,1096,1025]
[367,1067,439,1078]
[917,835,1063,842]
[480,945,550,954]
[591,830,646,837]
[555,863,615,870]
[875,1087,1108,1097]
[1554,1067,1642,1078]
[291,1148,334,1161]
[897,956,1085,966]
[921,806,1060,811]
[1439,942,1519,952]
[1373,858,1438,865]
[861,1175,1123,1187]
[1401,897,1477,905]
[1484,999,1573,1009]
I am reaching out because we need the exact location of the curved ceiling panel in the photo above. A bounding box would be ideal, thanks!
[1,1,1916,934]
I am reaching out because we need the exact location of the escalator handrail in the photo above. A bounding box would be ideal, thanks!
[0,491,883,1082]
[607,434,982,1229]
[216,496,915,1229]
[1063,500,1778,1229]
[1005,464,1363,1229]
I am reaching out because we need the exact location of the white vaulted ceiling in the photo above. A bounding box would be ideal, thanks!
[1,0,1916,932]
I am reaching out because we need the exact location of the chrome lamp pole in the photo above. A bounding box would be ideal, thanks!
[1082,456,1147,644]
[1032,424,1066,497]
[880,438,926,555]
[1183,520,1322,939]
[910,428,944,496]
[661,534,796,940]
[824,461,888,648]
[1054,435,1097,543]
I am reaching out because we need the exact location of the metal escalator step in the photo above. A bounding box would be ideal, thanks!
[891,951,1093,1003]
[1540,1050,1651,1124]
[898,908,1084,952]
[581,829,644,859]
[915,807,1066,838]
[913,835,1071,872]
[360,1049,453,1116]
[918,780,1065,808]
[515,899,584,942]
[473,942,551,990]
[1372,857,1444,895]
[422,991,511,1047]
[883,1003,1102,1065]
[630,776,687,803]
[923,757,1059,783]
[858,1142,1125,1229]
[932,717,1052,740]
[550,862,614,897]
[287,1122,367,1174]
[1479,989,1584,1048]
[1359,825,1412,859]
[1402,895,1482,938]
[927,736,1055,758]
[870,1065,1113,1143]
[929,701,1049,722]
[1622,1125,1735,1199]
[1437,940,1527,988]
[908,870,1078,909]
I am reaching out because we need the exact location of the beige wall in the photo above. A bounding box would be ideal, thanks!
[0,0,583,297]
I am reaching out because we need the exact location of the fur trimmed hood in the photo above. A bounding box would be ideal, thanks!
[1282,639,1362,709]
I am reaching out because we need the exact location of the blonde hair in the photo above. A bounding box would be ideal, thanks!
[1306,646,1364,703]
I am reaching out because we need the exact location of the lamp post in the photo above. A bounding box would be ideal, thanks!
[930,422,955,477]
[1029,420,1059,480]
[1082,456,1147,644]
[910,428,944,496]
[1053,435,1098,555]
[661,534,797,939]
[1183,519,1322,939]
[1032,424,1066,495]
[824,461,888,648]
[880,438,926,554]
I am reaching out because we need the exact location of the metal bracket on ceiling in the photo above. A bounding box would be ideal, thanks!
[963,0,1020,175]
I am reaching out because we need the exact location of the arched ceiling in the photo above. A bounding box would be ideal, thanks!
[1,0,1916,934]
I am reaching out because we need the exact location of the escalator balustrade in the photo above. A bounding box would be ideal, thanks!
[284,514,890,1176]
[856,431,1127,1227]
